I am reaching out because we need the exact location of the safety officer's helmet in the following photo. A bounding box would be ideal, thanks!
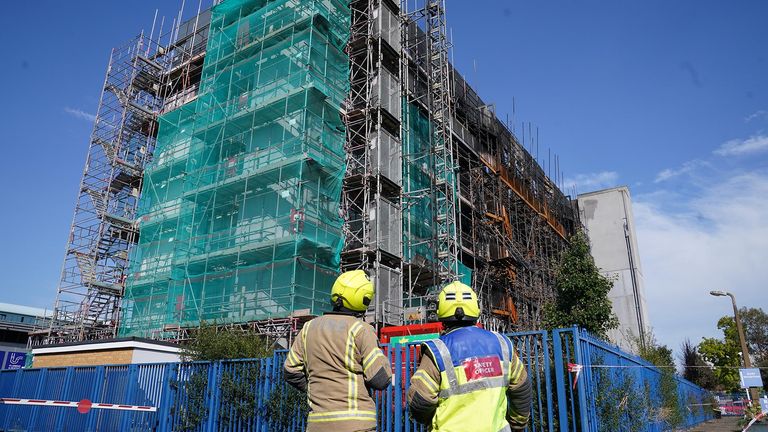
[331,270,374,312]
[437,281,480,322]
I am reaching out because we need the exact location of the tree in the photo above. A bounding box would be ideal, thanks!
[698,317,741,391]
[740,307,768,360]
[181,322,273,361]
[679,338,716,390]
[543,231,619,339]
[177,323,307,430]
[739,307,768,391]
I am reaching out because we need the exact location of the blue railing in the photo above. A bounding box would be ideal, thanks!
[0,328,712,431]
[553,327,713,432]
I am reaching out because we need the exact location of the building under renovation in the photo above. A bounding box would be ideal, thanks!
[34,0,578,345]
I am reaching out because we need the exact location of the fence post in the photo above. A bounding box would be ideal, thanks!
[85,366,106,432]
[54,367,75,432]
[571,328,590,432]
[205,361,222,432]
[551,329,569,432]
[540,331,554,432]
[2,369,23,430]
[157,363,177,432]
[394,344,402,432]
[28,368,48,429]
[119,364,139,431]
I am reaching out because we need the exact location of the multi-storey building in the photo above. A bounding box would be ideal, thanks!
[37,0,578,345]
[578,186,650,350]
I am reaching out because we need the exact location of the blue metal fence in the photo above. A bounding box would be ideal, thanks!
[0,328,712,431]
[552,327,713,432]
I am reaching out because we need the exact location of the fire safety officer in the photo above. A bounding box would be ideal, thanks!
[407,281,532,431]
[284,270,392,432]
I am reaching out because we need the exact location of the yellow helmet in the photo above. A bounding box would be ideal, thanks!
[437,281,480,321]
[331,270,374,312]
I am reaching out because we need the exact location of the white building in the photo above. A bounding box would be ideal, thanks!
[577,186,649,351]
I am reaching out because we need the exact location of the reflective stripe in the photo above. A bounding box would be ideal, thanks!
[498,424,512,432]
[430,339,458,390]
[412,370,439,394]
[510,358,524,383]
[362,348,385,373]
[302,321,312,410]
[493,332,510,382]
[346,321,364,411]
[286,350,302,369]
[308,410,377,422]
[438,376,508,398]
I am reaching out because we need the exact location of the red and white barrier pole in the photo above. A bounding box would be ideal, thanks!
[0,398,156,414]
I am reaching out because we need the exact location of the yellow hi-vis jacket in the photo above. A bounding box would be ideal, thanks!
[284,313,392,432]
[407,326,531,432]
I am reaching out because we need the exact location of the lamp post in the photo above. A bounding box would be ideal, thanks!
[709,290,758,402]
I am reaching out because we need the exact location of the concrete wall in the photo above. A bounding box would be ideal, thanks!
[578,186,650,351]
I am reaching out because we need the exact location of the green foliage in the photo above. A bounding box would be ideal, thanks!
[267,383,309,429]
[593,363,646,432]
[181,322,274,361]
[680,339,716,390]
[633,332,674,368]
[631,331,685,429]
[656,369,684,429]
[218,364,260,427]
[175,323,277,428]
[740,307,768,391]
[699,317,741,391]
[757,356,768,392]
[740,307,768,359]
[544,231,619,339]
[172,371,209,432]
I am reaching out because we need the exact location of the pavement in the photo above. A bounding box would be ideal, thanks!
[687,417,742,432]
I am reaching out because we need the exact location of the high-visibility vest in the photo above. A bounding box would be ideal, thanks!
[423,326,519,432]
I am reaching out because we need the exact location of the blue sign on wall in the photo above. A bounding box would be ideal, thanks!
[760,397,768,415]
[739,368,763,388]
[3,351,26,370]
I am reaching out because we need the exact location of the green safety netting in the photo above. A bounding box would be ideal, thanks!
[401,100,434,264]
[402,100,469,285]
[120,0,350,337]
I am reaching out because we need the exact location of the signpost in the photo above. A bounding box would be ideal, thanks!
[740,368,764,389]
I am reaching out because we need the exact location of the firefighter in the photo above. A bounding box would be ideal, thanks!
[284,270,392,432]
[407,282,532,431]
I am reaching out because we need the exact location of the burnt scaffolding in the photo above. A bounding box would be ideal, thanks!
[342,0,577,331]
[38,0,577,345]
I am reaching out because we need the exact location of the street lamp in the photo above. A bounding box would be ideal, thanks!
[710,290,758,402]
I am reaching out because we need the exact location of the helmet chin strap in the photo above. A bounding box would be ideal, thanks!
[332,294,367,317]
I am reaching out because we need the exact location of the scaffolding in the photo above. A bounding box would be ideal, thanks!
[118,0,351,338]
[31,35,170,345]
[341,0,404,325]
[42,0,578,343]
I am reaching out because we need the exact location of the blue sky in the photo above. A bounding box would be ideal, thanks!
[1,1,766,354]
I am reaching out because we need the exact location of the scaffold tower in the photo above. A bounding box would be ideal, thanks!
[37,35,168,344]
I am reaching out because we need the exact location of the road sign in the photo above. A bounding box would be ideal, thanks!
[760,397,768,415]
[739,368,763,388]
[2,352,25,370]
[390,333,439,346]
